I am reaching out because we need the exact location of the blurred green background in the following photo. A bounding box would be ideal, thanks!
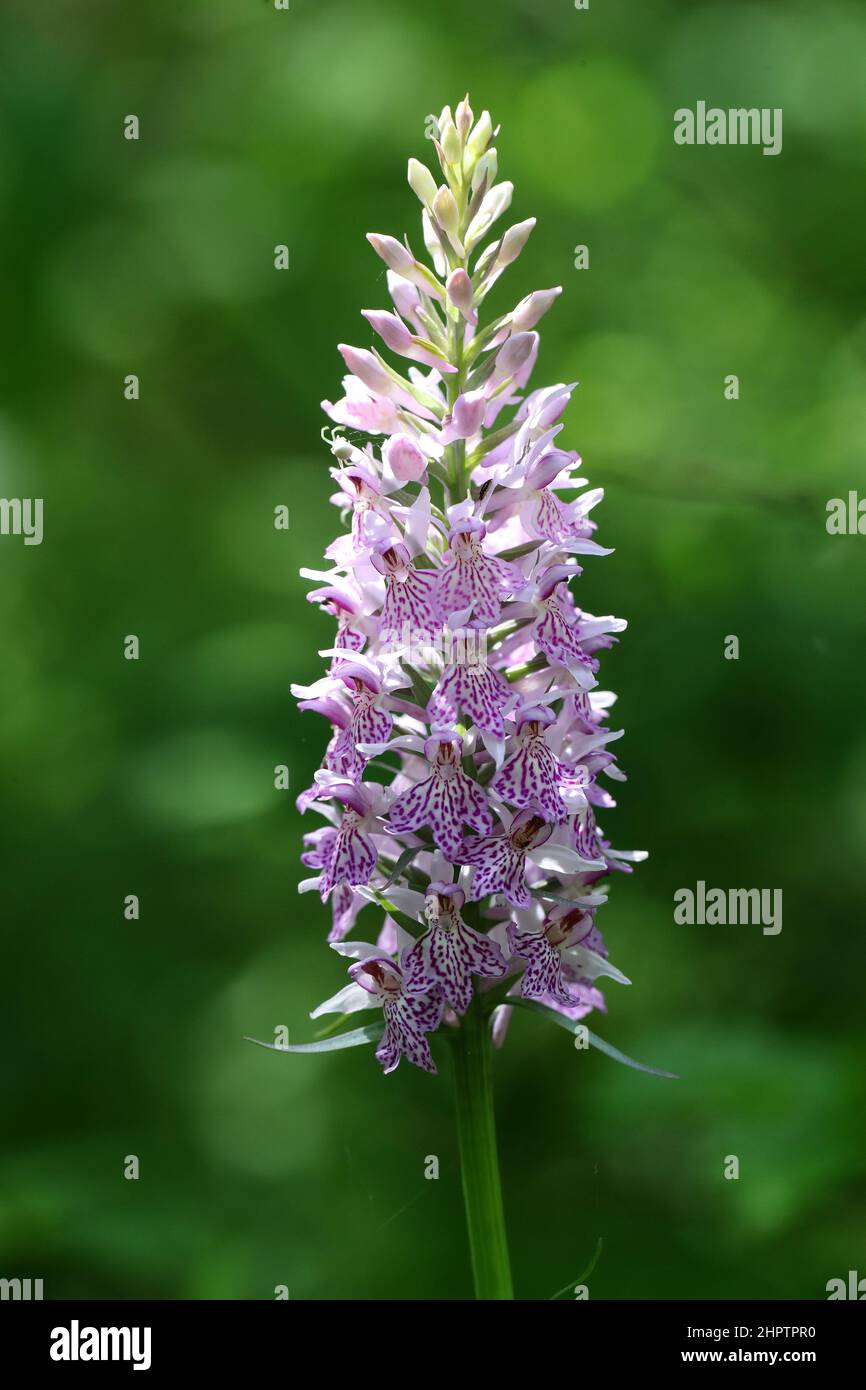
[1,0,865,1300]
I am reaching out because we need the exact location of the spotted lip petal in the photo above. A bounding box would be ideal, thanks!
[403,884,511,1017]
[457,810,552,910]
[428,656,511,736]
[388,743,493,857]
[405,896,507,1014]
[347,955,445,1074]
[489,722,568,824]
[508,921,578,1007]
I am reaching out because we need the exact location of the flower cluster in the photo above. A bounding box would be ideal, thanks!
[293,98,644,1075]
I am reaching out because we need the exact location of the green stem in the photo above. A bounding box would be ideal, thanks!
[451,996,514,1299]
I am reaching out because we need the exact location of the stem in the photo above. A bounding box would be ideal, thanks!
[451,995,514,1299]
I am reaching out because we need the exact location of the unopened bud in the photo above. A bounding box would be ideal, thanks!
[466,181,513,246]
[422,209,447,277]
[367,233,415,276]
[387,270,421,321]
[450,389,487,438]
[511,287,561,333]
[384,434,428,484]
[491,331,537,384]
[362,309,413,354]
[432,185,460,238]
[440,119,461,167]
[455,95,474,141]
[467,110,493,160]
[446,268,476,324]
[369,232,444,301]
[497,218,536,267]
[338,344,394,396]
[470,147,498,196]
[407,157,437,207]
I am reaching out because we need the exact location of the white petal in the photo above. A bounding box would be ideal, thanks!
[528,845,605,873]
[329,939,384,960]
[403,486,433,551]
[480,729,506,768]
[487,921,514,953]
[560,787,590,813]
[560,540,614,557]
[511,905,542,932]
[309,982,375,1019]
[429,851,454,883]
[564,945,631,986]
[381,886,426,917]
[392,922,416,955]
[290,675,339,700]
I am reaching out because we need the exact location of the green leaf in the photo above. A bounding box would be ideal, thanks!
[372,347,443,415]
[498,541,542,562]
[510,998,679,1079]
[245,1022,385,1054]
[380,845,422,890]
[464,351,498,393]
[585,1029,678,1078]
[530,886,597,906]
[401,662,435,709]
[506,655,546,683]
[313,1011,354,1039]
[465,417,520,470]
[411,333,451,363]
[549,1237,604,1300]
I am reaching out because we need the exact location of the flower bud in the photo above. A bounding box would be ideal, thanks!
[362,308,456,373]
[455,94,473,140]
[446,268,476,324]
[440,118,461,167]
[511,286,561,332]
[470,148,498,196]
[422,208,447,277]
[497,217,535,267]
[387,270,420,321]
[338,344,394,395]
[367,232,415,276]
[368,232,444,301]
[384,433,428,483]
[407,157,437,207]
[467,110,493,160]
[450,389,487,438]
[490,331,537,385]
[362,309,413,354]
[466,181,513,246]
[432,185,460,239]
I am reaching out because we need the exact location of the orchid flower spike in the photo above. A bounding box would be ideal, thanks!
[293,99,645,1083]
